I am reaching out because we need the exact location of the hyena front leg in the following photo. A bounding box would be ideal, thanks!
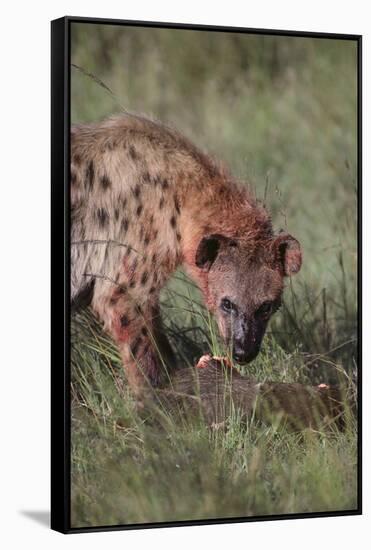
[93,288,175,394]
[116,305,176,393]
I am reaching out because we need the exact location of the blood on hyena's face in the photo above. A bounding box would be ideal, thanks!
[196,233,302,363]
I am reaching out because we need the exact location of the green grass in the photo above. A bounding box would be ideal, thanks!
[70,25,358,527]
[71,292,357,528]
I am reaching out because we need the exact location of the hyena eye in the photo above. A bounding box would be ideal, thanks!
[221,298,237,314]
[256,301,273,318]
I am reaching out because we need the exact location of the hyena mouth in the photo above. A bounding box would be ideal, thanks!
[232,343,261,364]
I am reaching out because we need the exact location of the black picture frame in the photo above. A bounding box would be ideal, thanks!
[51,16,362,534]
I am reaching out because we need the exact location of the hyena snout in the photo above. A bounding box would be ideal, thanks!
[230,317,267,364]
[215,310,267,364]
[232,334,262,363]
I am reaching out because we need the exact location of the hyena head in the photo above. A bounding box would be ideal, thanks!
[195,232,302,363]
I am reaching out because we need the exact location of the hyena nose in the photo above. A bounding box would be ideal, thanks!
[233,334,260,363]
[233,338,247,362]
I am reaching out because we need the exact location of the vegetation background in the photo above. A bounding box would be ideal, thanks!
[70,23,358,528]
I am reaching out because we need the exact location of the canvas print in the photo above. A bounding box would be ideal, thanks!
[64,19,359,530]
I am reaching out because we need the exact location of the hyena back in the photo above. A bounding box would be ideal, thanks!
[71,114,302,393]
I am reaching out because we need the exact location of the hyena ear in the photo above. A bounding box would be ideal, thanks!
[195,234,230,271]
[272,232,302,276]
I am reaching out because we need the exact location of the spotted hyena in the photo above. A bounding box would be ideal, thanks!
[71,114,302,393]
